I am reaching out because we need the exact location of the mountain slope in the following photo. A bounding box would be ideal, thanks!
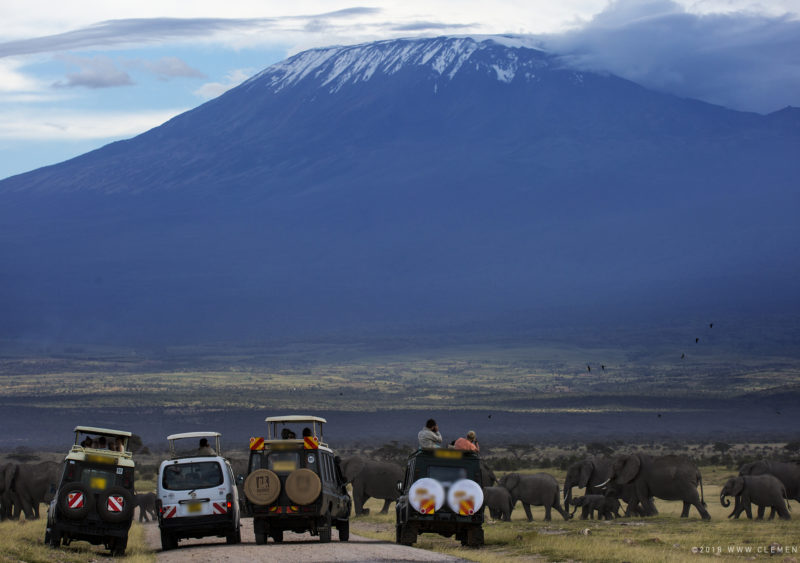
[1,36,798,344]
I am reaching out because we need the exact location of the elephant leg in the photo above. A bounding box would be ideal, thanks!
[543,504,552,521]
[680,501,690,518]
[523,503,533,522]
[581,506,589,520]
[353,490,366,515]
[553,501,570,521]
[379,499,391,514]
[756,505,765,520]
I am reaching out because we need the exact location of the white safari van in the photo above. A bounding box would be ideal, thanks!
[156,431,241,550]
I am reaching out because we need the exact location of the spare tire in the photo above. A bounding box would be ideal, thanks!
[97,486,134,523]
[57,482,92,520]
[285,468,321,505]
[244,469,281,505]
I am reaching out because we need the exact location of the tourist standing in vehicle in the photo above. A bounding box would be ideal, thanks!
[418,419,442,449]
[454,431,479,452]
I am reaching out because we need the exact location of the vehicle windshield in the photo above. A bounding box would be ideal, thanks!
[251,451,301,473]
[427,465,467,487]
[162,461,223,490]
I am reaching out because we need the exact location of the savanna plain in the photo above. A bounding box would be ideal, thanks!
[1,318,799,561]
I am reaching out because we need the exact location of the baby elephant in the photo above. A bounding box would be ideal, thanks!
[483,486,514,521]
[720,475,791,520]
[569,494,621,520]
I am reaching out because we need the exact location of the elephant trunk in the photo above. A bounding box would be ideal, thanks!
[564,486,572,506]
[720,492,730,508]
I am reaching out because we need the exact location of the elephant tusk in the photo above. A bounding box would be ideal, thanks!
[596,478,611,488]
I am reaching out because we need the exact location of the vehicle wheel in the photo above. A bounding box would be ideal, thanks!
[97,487,134,524]
[319,511,332,543]
[398,523,416,546]
[57,482,92,520]
[111,535,128,557]
[271,529,284,543]
[337,518,349,542]
[226,526,241,544]
[46,527,61,548]
[254,521,267,545]
[466,526,484,547]
[160,530,178,551]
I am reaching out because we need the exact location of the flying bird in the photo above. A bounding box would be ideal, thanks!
[709,323,713,328]
[695,338,699,343]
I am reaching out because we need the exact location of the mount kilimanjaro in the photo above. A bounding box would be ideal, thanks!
[1,36,798,345]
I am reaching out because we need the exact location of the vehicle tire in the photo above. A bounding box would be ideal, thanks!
[46,527,61,548]
[285,468,322,506]
[244,470,281,505]
[226,526,241,544]
[271,529,284,543]
[254,521,267,545]
[97,487,134,524]
[398,523,416,546]
[337,518,350,542]
[57,482,92,520]
[319,511,332,543]
[111,535,128,557]
[160,529,178,551]
[466,526,484,547]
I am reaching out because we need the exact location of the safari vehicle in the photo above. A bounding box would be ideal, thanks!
[45,426,135,556]
[396,448,485,547]
[156,431,241,550]
[243,415,351,544]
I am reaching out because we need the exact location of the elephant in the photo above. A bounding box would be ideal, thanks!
[499,472,570,521]
[480,461,497,487]
[1,463,18,520]
[608,454,710,520]
[340,456,403,515]
[563,457,613,507]
[4,461,60,520]
[739,460,800,505]
[605,481,654,517]
[134,491,158,522]
[569,494,621,520]
[720,475,791,520]
[483,486,514,521]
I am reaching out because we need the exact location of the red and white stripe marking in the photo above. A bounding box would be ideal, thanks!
[212,502,227,515]
[163,505,177,518]
[68,492,84,509]
[107,495,125,512]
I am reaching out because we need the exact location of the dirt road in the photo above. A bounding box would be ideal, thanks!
[144,518,466,562]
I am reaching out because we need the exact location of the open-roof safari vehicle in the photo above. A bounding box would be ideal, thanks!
[243,415,351,544]
[396,448,485,547]
[156,431,241,550]
[45,426,135,556]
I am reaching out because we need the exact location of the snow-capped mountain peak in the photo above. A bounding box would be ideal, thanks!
[245,36,550,94]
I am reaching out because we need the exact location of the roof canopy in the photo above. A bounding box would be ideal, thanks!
[167,431,221,440]
[74,426,132,437]
[265,415,327,424]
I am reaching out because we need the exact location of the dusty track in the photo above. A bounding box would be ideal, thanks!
[144,518,466,562]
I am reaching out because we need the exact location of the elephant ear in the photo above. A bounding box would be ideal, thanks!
[732,477,745,496]
[578,460,594,489]
[341,456,366,483]
[618,455,641,484]
[504,473,520,490]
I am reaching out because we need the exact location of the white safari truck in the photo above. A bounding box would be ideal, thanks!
[45,426,136,556]
[156,431,241,550]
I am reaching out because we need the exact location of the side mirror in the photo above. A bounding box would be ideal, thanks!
[396,480,404,493]
[236,475,244,485]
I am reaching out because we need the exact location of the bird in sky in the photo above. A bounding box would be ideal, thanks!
[695,338,700,343]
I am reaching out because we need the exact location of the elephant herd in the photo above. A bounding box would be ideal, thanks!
[341,454,799,525]
[3,454,797,526]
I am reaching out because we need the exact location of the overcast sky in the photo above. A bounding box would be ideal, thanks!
[1,0,799,180]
